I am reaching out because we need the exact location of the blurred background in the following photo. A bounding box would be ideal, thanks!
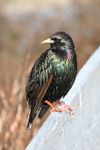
[0,0,100,149]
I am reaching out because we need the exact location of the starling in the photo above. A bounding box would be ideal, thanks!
[26,32,77,129]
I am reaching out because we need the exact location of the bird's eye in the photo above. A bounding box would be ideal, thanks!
[52,38,57,41]
[52,38,61,42]
[57,39,61,42]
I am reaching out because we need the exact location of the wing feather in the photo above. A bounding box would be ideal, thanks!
[26,51,54,129]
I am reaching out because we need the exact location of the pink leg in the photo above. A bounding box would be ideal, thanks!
[44,100,74,117]
[55,100,73,111]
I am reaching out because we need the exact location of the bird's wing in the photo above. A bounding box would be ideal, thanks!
[26,65,53,129]
[31,72,53,114]
[26,52,53,114]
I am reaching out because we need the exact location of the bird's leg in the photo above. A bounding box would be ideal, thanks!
[44,100,74,116]
[50,107,74,117]
[44,100,61,111]
[55,100,73,111]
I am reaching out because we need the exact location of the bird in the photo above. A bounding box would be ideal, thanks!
[26,31,77,129]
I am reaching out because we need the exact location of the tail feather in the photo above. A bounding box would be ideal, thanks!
[26,107,37,130]
[26,105,50,129]
[38,105,50,119]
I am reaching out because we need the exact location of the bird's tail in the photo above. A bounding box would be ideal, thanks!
[26,107,37,130]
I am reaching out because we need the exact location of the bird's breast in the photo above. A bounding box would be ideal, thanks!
[43,50,77,101]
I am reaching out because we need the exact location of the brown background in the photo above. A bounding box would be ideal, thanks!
[0,0,100,149]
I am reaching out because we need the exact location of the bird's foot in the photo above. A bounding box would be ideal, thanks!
[44,100,74,117]
[55,100,73,111]
[50,106,74,117]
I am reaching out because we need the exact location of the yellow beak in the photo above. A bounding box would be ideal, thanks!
[41,38,54,44]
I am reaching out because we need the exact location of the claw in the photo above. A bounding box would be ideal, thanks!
[44,100,74,117]
[50,106,74,117]
[55,100,73,111]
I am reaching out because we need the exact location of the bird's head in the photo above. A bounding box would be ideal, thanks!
[41,32,75,49]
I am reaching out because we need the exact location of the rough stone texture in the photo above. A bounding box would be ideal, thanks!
[26,47,100,150]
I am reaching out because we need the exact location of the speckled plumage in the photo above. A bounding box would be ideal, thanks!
[26,32,77,129]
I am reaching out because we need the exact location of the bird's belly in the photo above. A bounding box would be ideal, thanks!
[43,66,76,102]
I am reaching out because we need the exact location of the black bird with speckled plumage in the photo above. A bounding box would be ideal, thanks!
[26,32,77,129]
